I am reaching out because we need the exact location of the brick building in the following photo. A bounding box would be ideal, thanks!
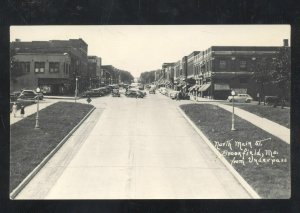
[196,45,288,100]
[10,38,88,95]
[162,63,175,87]
[11,53,71,95]
[88,56,102,88]
[180,56,188,91]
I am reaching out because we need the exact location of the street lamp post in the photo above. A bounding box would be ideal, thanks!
[90,77,92,89]
[231,90,236,131]
[35,87,40,129]
[75,77,78,103]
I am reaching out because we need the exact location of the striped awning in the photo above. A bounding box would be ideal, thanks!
[188,85,198,91]
[198,83,211,91]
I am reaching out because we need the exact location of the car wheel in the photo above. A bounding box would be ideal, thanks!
[246,99,251,103]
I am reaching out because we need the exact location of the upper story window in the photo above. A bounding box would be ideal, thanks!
[18,62,30,73]
[34,62,45,73]
[49,62,60,73]
[239,60,247,70]
[219,60,227,69]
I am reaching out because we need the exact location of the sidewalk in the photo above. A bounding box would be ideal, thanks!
[169,95,290,144]
[44,96,81,100]
[10,100,58,125]
[215,103,290,144]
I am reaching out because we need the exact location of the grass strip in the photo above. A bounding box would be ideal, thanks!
[224,103,290,128]
[180,103,290,198]
[10,101,93,192]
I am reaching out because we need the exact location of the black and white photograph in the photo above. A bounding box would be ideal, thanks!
[9,25,291,200]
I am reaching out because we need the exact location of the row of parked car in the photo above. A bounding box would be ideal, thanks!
[158,87,190,100]
[82,84,122,98]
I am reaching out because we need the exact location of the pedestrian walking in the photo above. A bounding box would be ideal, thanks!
[20,104,25,118]
[87,95,92,104]
[12,102,17,117]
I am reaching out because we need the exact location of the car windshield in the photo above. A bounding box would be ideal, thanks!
[23,91,35,95]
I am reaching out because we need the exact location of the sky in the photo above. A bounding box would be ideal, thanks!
[10,25,290,78]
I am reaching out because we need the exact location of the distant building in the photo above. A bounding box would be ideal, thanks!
[181,56,188,91]
[187,51,200,79]
[161,63,175,88]
[88,56,102,88]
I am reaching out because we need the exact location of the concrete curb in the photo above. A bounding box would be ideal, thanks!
[177,106,261,199]
[10,106,96,199]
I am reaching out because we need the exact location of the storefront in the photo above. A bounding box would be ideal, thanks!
[38,78,71,95]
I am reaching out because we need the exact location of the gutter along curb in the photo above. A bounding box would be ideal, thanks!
[10,106,96,199]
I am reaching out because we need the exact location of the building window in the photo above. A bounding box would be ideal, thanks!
[49,62,60,73]
[18,62,30,73]
[219,60,227,69]
[240,60,247,70]
[34,62,45,73]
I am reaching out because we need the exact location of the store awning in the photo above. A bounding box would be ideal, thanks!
[214,83,230,91]
[188,85,198,91]
[198,83,211,92]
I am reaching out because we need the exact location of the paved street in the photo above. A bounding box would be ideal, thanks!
[16,90,251,199]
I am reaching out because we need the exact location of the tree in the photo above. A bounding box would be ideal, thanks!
[139,71,156,84]
[119,70,134,84]
[271,47,291,108]
[251,57,273,105]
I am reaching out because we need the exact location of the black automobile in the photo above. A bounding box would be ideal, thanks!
[83,89,102,97]
[149,88,156,94]
[17,90,42,101]
[125,89,143,98]
[112,89,120,97]
[99,87,108,96]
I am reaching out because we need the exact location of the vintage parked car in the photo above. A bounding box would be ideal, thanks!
[227,94,253,103]
[82,89,102,97]
[112,89,121,97]
[149,88,156,94]
[125,89,144,98]
[169,91,179,99]
[17,90,43,101]
[159,87,167,95]
[137,90,146,97]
